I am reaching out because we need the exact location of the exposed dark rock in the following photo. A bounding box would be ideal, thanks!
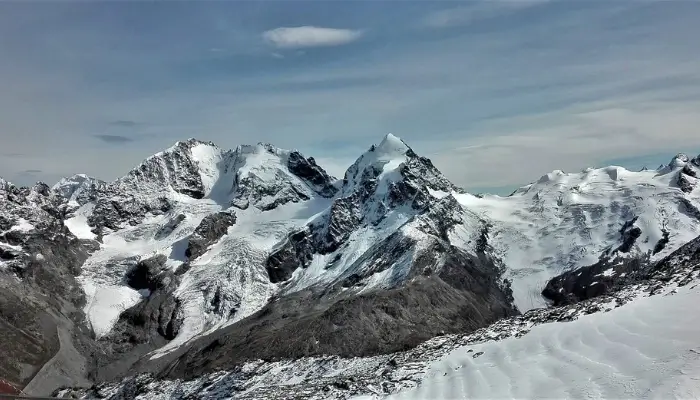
[119,139,211,200]
[679,197,700,222]
[0,246,21,260]
[88,195,172,235]
[653,229,670,255]
[309,138,457,254]
[599,217,644,258]
[287,151,338,198]
[669,153,690,169]
[0,215,13,231]
[52,174,106,207]
[678,166,698,193]
[230,170,311,212]
[185,211,237,260]
[226,144,332,212]
[542,256,647,306]
[0,182,97,390]
[544,233,700,307]
[266,229,315,283]
[125,255,169,292]
[317,197,364,253]
[618,223,642,253]
[266,143,462,282]
[62,236,700,400]
[92,263,182,382]
[174,262,192,276]
[204,284,241,318]
[155,214,186,239]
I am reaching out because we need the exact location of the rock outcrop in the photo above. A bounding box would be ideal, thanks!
[185,211,237,261]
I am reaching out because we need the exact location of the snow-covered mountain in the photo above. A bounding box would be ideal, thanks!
[451,153,700,309]
[57,220,700,400]
[2,134,700,396]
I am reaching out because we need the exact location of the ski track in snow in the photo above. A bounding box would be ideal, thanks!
[383,285,700,400]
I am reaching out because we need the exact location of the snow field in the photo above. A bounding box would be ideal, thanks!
[385,285,700,400]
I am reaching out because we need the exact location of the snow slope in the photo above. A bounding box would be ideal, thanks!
[387,283,700,400]
[451,159,700,310]
[276,133,465,295]
[72,139,335,346]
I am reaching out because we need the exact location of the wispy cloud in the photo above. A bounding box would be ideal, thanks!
[262,26,363,49]
[2,153,25,158]
[423,0,550,28]
[93,134,134,144]
[109,120,139,128]
[428,97,700,190]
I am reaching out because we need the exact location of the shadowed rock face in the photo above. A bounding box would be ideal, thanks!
[266,229,315,283]
[125,255,170,292]
[543,233,700,306]
[541,257,648,306]
[0,180,97,391]
[88,195,172,236]
[227,144,337,212]
[185,211,237,261]
[119,139,213,200]
[52,174,107,208]
[92,255,182,383]
[286,151,337,198]
[679,164,698,193]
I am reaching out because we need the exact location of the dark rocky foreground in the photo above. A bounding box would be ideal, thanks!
[0,182,97,394]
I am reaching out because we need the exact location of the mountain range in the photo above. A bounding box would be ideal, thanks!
[1,134,699,397]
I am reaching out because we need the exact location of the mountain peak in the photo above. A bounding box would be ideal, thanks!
[52,174,105,206]
[374,133,410,158]
[172,138,216,149]
[669,153,690,169]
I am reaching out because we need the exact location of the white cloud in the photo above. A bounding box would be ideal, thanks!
[262,26,363,49]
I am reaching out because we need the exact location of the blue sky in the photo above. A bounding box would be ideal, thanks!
[1,1,699,194]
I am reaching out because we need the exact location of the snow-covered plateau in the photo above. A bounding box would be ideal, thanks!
[2,134,700,398]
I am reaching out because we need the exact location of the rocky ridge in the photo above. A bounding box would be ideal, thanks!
[0,179,97,393]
